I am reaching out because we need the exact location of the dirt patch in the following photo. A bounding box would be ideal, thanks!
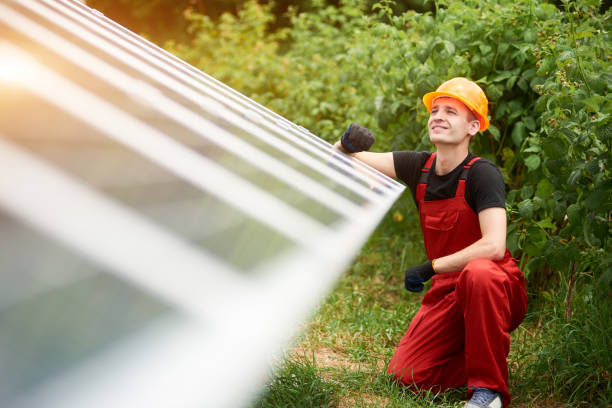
[339,393,391,408]
[291,344,387,372]
[291,344,360,371]
[289,344,392,407]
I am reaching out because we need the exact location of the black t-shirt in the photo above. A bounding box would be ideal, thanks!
[393,151,506,214]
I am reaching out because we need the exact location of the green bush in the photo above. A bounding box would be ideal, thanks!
[166,1,290,102]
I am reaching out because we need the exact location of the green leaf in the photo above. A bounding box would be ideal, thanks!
[528,226,547,243]
[558,50,574,62]
[532,196,544,210]
[517,77,529,92]
[553,201,567,221]
[579,95,604,113]
[506,75,518,89]
[567,168,582,186]
[488,125,500,141]
[521,185,534,199]
[524,155,541,172]
[502,147,516,161]
[523,29,537,43]
[536,219,556,229]
[534,4,555,19]
[536,58,555,75]
[511,122,525,147]
[519,199,534,219]
[524,145,541,153]
[565,244,581,262]
[542,138,566,158]
[486,84,503,102]
[526,257,542,276]
[544,240,572,271]
[479,44,492,55]
[566,203,582,224]
[507,189,519,204]
[599,268,612,288]
[523,116,536,131]
[524,226,547,256]
[584,189,610,210]
[575,30,595,40]
[443,40,455,56]
[506,229,519,254]
[507,99,524,121]
[492,71,513,82]
[585,161,600,175]
[536,179,554,199]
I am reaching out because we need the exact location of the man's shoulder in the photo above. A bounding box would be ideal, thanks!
[466,156,506,211]
[470,156,501,171]
[392,151,433,190]
[469,157,504,184]
[393,150,432,173]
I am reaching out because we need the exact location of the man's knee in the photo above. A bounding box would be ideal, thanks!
[387,361,439,389]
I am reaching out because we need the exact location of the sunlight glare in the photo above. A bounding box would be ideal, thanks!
[0,42,33,84]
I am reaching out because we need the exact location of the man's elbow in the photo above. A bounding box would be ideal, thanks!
[490,241,506,261]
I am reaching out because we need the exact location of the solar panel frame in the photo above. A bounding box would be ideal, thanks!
[0,1,406,406]
[41,0,403,201]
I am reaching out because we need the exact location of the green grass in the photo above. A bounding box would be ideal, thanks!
[510,275,612,408]
[252,356,339,408]
[252,209,611,407]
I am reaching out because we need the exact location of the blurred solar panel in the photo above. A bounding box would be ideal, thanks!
[0,0,405,407]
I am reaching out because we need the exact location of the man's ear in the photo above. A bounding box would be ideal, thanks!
[467,119,480,136]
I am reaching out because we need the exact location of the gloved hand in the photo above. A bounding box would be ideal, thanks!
[341,123,375,153]
[404,261,435,292]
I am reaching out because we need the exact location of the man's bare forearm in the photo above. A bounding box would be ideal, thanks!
[433,237,506,273]
[352,151,396,178]
[433,207,507,273]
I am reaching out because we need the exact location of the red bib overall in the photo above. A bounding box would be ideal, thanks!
[388,153,527,407]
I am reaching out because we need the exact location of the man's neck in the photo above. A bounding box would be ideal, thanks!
[434,144,469,176]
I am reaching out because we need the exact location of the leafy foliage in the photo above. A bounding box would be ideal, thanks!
[87,0,194,44]
[166,2,290,101]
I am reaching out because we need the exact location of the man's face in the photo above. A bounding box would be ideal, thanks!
[428,97,480,146]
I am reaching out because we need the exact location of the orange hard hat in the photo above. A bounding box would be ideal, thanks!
[423,77,490,131]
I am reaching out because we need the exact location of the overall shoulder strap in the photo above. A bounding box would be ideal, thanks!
[416,153,436,203]
[456,156,481,197]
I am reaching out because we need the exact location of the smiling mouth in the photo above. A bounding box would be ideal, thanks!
[431,125,448,130]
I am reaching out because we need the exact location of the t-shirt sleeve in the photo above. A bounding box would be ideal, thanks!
[393,151,431,194]
[468,160,506,213]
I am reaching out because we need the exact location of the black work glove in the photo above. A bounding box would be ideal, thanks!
[404,261,435,292]
[341,123,375,153]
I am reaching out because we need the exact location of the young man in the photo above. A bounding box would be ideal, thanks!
[336,78,527,408]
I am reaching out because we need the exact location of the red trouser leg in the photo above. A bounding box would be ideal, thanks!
[387,271,467,391]
[387,254,526,407]
[457,255,527,407]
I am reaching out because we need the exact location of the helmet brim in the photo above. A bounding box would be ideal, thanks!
[423,91,490,132]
